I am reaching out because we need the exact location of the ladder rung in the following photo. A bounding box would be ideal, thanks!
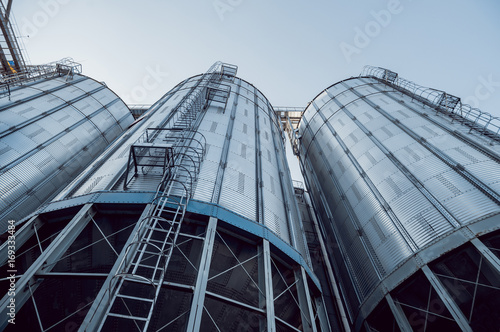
[146,226,174,233]
[147,239,171,246]
[116,294,155,303]
[119,275,156,285]
[134,261,159,268]
[134,249,163,257]
[147,240,173,248]
[107,312,149,321]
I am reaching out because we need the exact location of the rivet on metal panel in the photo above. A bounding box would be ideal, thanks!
[460,227,475,240]
[413,254,425,267]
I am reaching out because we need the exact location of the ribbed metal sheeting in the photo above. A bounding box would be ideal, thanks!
[194,77,301,248]
[0,74,133,230]
[298,77,500,316]
[58,74,307,257]
[59,76,197,197]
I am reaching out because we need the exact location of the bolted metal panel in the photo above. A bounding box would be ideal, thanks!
[0,74,133,230]
[299,74,500,329]
[0,63,326,331]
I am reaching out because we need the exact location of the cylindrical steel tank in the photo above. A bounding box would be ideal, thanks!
[298,67,500,331]
[57,71,308,256]
[0,63,329,331]
[0,72,133,231]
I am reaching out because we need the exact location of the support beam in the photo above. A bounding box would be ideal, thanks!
[263,240,276,332]
[80,204,153,330]
[385,293,413,332]
[0,204,95,330]
[470,238,500,275]
[4,0,12,21]
[0,216,41,266]
[422,265,472,332]
[295,267,317,332]
[186,216,217,331]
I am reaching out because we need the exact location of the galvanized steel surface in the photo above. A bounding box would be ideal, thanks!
[56,74,308,257]
[298,76,500,315]
[0,74,133,230]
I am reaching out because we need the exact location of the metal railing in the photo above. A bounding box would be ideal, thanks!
[0,58,82,99]
[361,66,500,143]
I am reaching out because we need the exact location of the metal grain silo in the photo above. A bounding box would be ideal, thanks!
[0,59,134,231]
[296,66,500,331]
[0,62,330,331]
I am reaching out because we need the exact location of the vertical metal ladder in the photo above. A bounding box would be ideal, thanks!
[99,62,237,331]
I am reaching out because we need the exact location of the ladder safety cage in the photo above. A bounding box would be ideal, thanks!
[100,62,234,331]
[436,92,461,113]
[361,65,500,143]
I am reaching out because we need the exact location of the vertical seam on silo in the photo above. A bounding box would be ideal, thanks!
[313,108,401,275]
[333,82,461,229]
[254,87,264,224]
[211,80,240,205]
[0,98,120,174]
[0,76,87,112]
[0,85,106,139]
[362,77,500,165]
[346,81,500,206]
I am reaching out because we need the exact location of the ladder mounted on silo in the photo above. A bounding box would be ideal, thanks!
[100,62,238,331]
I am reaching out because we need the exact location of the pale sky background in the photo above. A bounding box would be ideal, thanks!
[9,0,500,181]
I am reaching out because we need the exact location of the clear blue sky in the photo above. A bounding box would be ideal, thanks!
[12,0,500,113]
[10,0,500,180]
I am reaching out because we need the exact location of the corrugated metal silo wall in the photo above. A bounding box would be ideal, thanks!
[57,74,309,260]
[0,74,134,231]
[298,76,500,320]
